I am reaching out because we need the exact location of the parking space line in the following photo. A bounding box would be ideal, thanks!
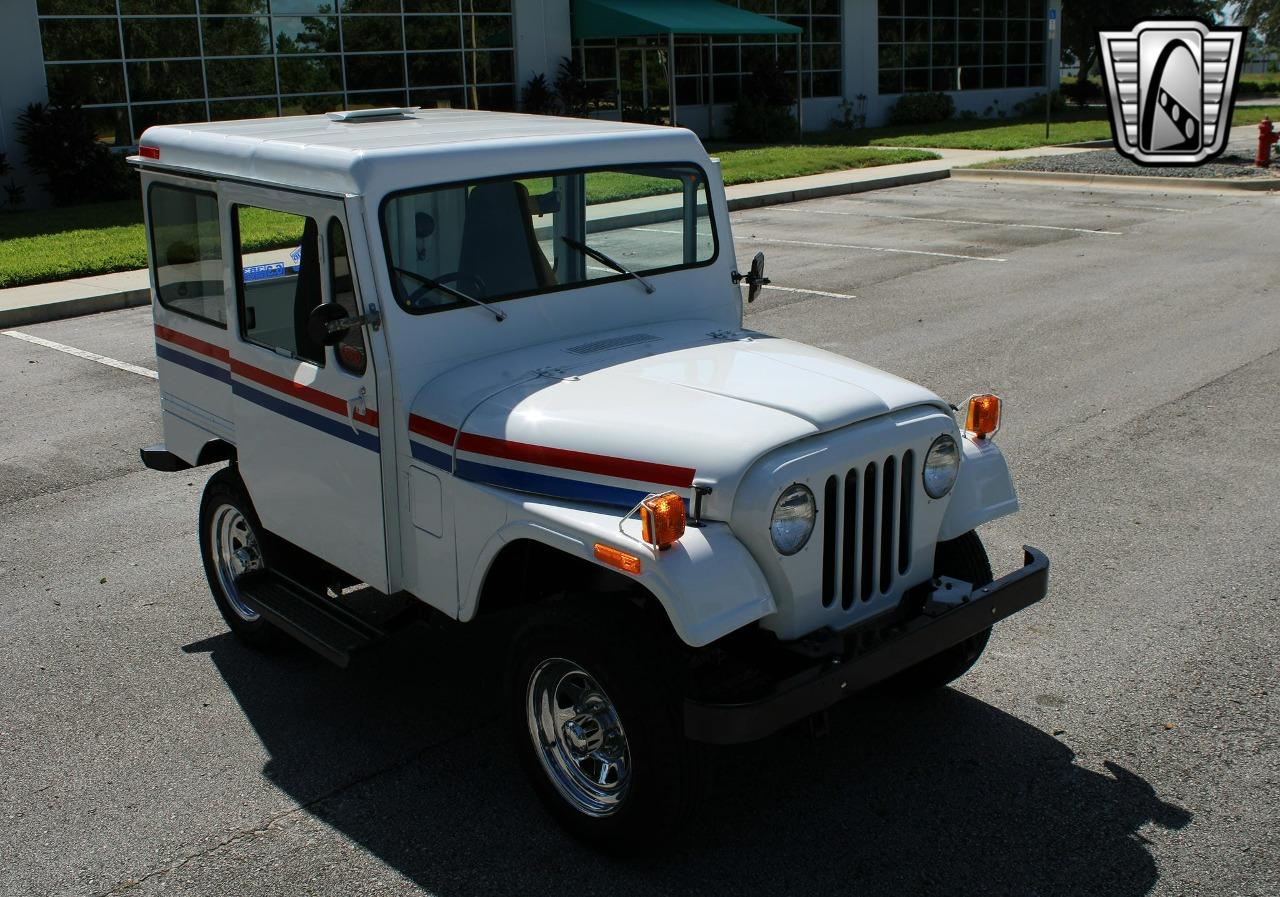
[762,284,857,300]
[748,236,1007,263]
[636,227,1006,263]
[3,330,158,379]
[767,206,1124,235]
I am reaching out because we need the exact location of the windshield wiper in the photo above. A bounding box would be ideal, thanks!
[392,266,505,322]
[561,236,654,294]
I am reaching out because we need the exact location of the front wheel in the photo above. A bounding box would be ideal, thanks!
[884,530,994,693]
[507,601,702,850]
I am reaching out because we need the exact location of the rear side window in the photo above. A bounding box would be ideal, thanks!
[148,184,226,327]
[233,205,324,366]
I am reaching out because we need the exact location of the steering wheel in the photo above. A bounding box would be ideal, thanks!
[393,266,487,308]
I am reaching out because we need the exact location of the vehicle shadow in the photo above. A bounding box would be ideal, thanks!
[190,620,1190,897]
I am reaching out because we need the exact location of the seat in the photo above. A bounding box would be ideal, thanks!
[456,181,555,297]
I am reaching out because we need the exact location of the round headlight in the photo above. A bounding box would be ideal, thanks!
[923,434,960,499]
[771,484,816,555]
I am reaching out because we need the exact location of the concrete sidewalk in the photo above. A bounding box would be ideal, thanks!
[0,143,1091,328]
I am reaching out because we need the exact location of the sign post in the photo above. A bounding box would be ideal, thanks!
[1046,8,1057,140]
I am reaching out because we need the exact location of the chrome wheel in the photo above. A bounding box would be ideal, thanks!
[526,658,632,818]
[209,503,263,622]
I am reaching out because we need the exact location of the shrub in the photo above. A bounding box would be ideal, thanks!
[1061,77,1103,107]
[1012,90,1068,117]
[16,102,134,207]
[0,153,26,210]
[727,57,798,142]
[554,58,603,117]
[887,91,955,126]
[520,72,559,114]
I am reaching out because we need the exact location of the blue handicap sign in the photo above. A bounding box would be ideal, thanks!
[1049,8,1056,18]
[243,262,286,282]
[289,245,302,271]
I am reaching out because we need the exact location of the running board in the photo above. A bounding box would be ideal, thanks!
[235,571,391,668]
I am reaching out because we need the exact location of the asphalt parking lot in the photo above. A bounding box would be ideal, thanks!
[2,178,1277,896]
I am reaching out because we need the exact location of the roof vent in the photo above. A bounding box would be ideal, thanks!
[565,333,660,355]
[326,107,418,122]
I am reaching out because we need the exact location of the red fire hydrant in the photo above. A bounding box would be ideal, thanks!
[1257,117,1279,167]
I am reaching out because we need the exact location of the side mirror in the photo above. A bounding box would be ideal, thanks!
[732,251,770,303]
[747,251,769,303]
[307,303,349,347]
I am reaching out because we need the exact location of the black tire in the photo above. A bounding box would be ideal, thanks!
[506,599,703,851]
[198,466,283,649]
[885,530,994,693]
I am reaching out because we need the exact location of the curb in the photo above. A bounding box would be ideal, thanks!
[0,286,151,329]
[725,167,950,211]
[0,167,953,329]
[951,167,1280,192]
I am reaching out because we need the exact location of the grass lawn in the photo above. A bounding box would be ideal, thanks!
[0,146,936,289]
[0,202,306,289]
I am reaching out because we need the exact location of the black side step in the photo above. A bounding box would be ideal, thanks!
[235,571,391,668]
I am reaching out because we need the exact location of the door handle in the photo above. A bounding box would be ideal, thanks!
[346,386,367,435]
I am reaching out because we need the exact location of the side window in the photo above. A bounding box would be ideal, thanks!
[148,184,225,327]
[327,218,367,376]
[234,205,323,366]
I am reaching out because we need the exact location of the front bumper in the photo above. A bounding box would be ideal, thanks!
[684,545,1049,745]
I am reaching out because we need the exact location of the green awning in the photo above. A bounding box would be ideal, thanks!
[572,0,803,40]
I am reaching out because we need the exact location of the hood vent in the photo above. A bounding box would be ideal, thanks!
[565,333,659,355]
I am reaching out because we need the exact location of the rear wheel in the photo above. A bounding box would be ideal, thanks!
[886,530,993,693]
[507,600,702,851]
[198,467,282,649]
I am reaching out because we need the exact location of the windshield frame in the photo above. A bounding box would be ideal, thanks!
[377,160,720,317]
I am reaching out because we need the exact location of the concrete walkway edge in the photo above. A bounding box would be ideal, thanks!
[951,167,1280,193]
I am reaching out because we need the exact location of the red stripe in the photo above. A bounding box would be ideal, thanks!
[409,414,693,487]
[155,324,229,363]
[409,413,458,446]
[230,359,379,428]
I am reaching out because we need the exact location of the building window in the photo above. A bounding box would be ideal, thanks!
[34,0,517,147]
[876,0,1047,94]
[571,0,842,115]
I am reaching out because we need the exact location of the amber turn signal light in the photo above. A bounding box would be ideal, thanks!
[964,393,1002,440]
[594,543,642,575]
[639,491,686,549]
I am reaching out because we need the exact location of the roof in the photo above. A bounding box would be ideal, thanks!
[572,0,802,39]
[132,108,710,199]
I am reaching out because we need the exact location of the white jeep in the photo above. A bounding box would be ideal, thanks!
[133,107,1048,849]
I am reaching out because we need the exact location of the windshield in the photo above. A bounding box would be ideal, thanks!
[381,163,717,315]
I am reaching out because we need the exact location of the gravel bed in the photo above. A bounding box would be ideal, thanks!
[999,133,1280,179]
[1000,148,1280,178]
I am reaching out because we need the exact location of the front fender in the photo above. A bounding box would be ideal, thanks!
[461,497,777,648]
[938,436,1019,541]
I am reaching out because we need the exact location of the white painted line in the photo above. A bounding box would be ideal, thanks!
[636,227,1005,262]
[750,236,1007,263]
[763,284,858,300]
[3,330,158,379]
[768,206,1123,235]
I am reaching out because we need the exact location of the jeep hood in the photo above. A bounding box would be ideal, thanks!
[406,320,948,516]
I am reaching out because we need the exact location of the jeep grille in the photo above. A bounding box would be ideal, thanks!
[820,450,916,610]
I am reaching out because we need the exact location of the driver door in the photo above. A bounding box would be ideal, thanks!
[219,183,388,591]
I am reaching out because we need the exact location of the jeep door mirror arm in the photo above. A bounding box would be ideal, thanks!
[731,251,770,303]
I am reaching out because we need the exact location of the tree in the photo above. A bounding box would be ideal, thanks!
[1060,0,1225,83]
[1237,1,1280,46]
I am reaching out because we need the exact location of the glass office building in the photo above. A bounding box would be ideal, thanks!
[0,0,1058,191]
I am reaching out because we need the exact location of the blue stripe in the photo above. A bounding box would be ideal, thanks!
[156,343,231,384]
[233,380,380,453]
[455,458,649,508]
[410,439,452,471]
